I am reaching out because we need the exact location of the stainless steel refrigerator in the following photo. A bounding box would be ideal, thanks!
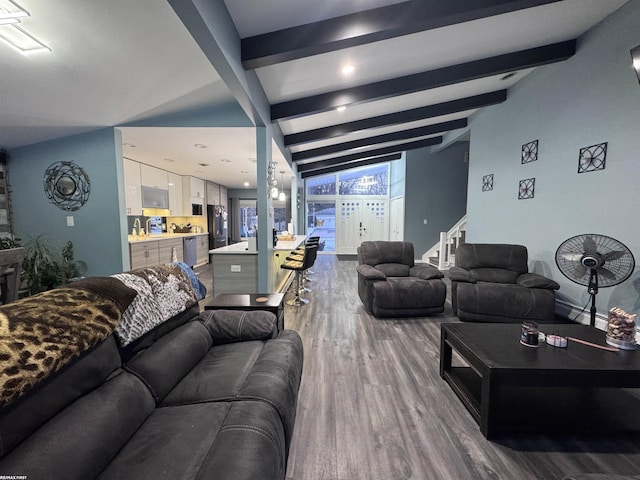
[207,205,227,249]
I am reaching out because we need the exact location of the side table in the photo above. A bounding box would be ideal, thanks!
[204,293,285,331]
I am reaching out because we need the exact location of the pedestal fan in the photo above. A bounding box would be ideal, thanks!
[555,234,635,327]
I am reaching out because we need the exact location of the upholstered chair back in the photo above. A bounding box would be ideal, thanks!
[455,243,528,284]
[358,241,415,272]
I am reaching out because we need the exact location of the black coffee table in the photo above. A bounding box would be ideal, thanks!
[440,323,640,439]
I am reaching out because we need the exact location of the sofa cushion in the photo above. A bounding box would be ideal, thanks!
[0,336,122,459]
[376,263,410,277]
[200,309,278,345]
[98,400,286,480]
[373,277,444,310]
[517,272,561,290]
[162,331,303,453]
[0,277,136,408]
[470,268,519,284]
[124,320,213,404]
[457,282,557,322]
[0,370,155,479]
[456,243,529,274]
[358,241,414,267]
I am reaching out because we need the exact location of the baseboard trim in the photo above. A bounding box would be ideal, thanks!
[555,299,608,330]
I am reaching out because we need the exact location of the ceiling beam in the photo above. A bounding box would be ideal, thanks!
[297,137,442,172]
[272,40,575,120]
[285,90,506,147]
[292,118,467,161]
[242,0,563,69]
[300,153,403,178]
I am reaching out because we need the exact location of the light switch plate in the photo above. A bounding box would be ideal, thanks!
[66,216,75,227]
[230,265,241,272]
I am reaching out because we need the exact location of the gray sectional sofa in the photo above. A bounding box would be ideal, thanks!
[0,265,303,480]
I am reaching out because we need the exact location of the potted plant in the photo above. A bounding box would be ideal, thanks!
[0,235,25,303]
[22,234,87,295]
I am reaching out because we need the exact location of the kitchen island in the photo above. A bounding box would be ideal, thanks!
[209,235,306,296]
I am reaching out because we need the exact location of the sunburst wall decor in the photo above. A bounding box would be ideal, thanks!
[43,161,91,211]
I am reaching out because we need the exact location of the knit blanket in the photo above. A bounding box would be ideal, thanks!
[0,277,137,407]
[112,264,198,347]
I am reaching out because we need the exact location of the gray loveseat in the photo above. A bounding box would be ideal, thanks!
[357,241,446,317]
[449,243,560,323]
[0,265,303,479]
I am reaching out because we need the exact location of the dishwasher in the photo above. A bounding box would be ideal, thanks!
[183,236,197,267]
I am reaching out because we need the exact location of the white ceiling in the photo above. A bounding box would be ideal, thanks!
[1,0,630,186]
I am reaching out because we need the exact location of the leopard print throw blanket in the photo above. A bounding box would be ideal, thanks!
[0,277,137,407]
[112,264,198,347]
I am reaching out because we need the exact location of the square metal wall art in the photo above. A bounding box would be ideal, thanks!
[521,140,538,164]
[518,178,535,200]
[482,174,494,191]
[578,142,607,173]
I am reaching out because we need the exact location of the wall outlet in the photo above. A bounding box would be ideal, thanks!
[423,218,428,225]
[66,216,75,227]
[230,265,241,272]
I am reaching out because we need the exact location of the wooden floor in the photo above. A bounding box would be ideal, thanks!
[198,256,640,480]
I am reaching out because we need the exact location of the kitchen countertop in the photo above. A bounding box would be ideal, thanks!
[209,235,307,255]
[128,232,208,244]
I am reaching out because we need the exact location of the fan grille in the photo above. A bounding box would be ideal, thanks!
[555,234,635,287]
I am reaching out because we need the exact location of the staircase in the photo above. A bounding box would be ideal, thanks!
[422,215,466,270]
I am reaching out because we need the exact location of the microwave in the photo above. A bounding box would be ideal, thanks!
[141,186,169,209]
[191,203,203,216]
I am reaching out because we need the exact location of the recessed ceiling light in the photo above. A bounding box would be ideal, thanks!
[124,143,136,148]
[194,143,207,148]
[164,158,175,162]
[220,158,231,163]
[195,170,205,174]
[341,64,355,76]
[500,72,517,81]
[241,170,249,174]
[336,105,347,113]
[198,163,210,167]
[243,181,250,187]
[248,158,257,163]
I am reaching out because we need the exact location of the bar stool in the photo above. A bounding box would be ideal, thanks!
[281,244,317,306]
[295,237,320,276]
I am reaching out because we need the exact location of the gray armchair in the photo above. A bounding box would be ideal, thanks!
[449,243,560,323]
[357,241,446,317]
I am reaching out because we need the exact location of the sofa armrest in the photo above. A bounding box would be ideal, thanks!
[199,309,278,345]
[448,266,476,283]
[356,264,386,280]
[409,264,444,280]
[516,273,560,290]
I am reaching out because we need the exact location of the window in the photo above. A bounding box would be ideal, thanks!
[338,164,388,195]
[306,175,336,196]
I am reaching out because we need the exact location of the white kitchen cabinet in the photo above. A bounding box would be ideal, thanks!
[182,176,205,215]
[123,158,142,215]
[219,185,228,209]
[168,172,184,216]
[140,164,168,189]
[206,181,220,205]
[189,176,205,199]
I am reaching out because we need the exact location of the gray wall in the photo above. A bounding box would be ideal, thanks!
[466,2,640,317]
[405,142,469,257]
[10,128,127,276]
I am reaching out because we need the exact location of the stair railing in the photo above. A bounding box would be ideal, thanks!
[422,215,467,269]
